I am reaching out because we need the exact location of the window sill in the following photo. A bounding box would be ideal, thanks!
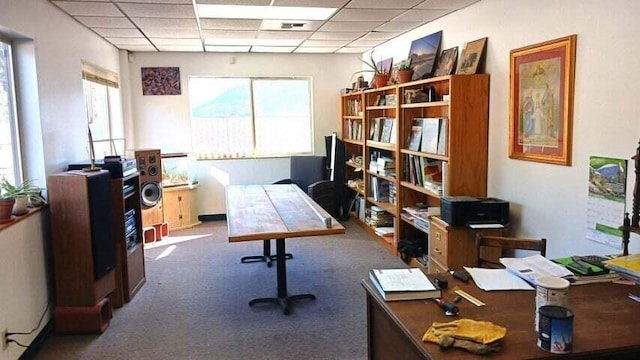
[0,205,48,233]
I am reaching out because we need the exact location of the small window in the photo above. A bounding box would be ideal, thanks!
[189,77,313,159]
[0,38,21,184]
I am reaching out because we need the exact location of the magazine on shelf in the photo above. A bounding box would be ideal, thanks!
[369,268,441,301]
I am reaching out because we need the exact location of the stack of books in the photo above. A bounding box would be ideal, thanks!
[365,206,393,228]
[369,268,441,301]
[604,254,640,283]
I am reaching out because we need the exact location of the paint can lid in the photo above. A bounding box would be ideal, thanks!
[536,276,570,289]
[539,305,574,319]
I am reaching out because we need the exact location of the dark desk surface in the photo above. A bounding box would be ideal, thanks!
[362,274,640,359]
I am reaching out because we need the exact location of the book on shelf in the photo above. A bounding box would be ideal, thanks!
[379,118,395,143]
[420,117,440,153]
[370,117,386,142]
[406,118,423,151]
[369,268,441,301]
[436,117,448,155]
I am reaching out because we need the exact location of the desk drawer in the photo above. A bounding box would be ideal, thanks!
[429,258,448,274]
[429,222,448,265]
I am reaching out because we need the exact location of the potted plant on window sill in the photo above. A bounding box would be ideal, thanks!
[0,177,46,222]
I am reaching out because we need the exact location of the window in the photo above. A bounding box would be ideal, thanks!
[189,77,313,159]
[0,38,21,185]
[82,62,124,158]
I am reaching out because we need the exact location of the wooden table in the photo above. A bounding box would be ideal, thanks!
[362,273,640,359]
[226,184,345,314]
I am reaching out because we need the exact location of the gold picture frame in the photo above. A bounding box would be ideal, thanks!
[509,35,577,166]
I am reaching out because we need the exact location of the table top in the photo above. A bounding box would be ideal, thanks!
[362,273,640,359]
[225,184,345,242]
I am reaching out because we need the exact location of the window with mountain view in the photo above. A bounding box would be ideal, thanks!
[189,77,313,159]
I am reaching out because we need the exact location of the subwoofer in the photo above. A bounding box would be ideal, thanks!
[129,149,164,227]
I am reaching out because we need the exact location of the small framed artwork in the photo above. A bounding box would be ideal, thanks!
[408,30,443,80]
[433,47,458,77]
[376,57,393,75]
[457,37,487,75]
[509,35,576,166]
[385,94,397,106]
[141,67,181,95]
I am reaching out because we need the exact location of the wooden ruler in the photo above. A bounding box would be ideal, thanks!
[454,288,485,306]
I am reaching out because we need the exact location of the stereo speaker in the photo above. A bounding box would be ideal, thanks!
[129,149,164,227]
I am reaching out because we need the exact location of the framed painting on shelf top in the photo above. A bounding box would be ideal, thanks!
[408,30,442,80]
[457,37,487,74]
[509,35,577,166]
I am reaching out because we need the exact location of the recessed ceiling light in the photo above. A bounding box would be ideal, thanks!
[197,5,337,21]
[205,38,303,47]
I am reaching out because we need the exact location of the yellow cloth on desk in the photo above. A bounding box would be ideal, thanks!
[423,319,507,345]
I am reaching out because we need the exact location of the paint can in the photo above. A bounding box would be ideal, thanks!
[537,305,574,353]
[535,276,570,330]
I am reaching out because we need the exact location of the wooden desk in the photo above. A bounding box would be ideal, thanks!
[226,184,345,314]
[362,274,640,359]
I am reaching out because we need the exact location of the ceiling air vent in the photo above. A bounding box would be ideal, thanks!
[281,22,305,29]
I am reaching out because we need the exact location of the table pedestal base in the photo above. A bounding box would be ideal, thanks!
[249,293,315,315]
[240,239,293,267]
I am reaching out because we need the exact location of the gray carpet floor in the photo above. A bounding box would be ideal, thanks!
[34,219,407,359]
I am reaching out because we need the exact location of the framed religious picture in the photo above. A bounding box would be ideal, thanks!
[408,31,442,80]
[457,37,487,74]
[433,46,458,77]
[509,35,577,166]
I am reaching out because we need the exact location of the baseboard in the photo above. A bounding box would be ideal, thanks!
[19,319,53,360]
[198,214,226,222]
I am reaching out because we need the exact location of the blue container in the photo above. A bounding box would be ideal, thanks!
[537,305,573,354]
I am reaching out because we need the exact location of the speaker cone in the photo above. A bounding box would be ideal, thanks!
[141,182,162,207]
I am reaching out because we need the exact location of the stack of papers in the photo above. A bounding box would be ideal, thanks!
[369,268,441,301]
[464,267,534,291]
[604,254,640,282]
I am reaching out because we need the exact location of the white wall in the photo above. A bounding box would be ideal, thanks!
[0,1,121,359]
[371,0,640,257]
[125,52,361,215]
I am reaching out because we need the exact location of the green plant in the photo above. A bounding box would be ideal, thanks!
[0,177,45,202]
[398,59,413,71]
[353,51,389,77]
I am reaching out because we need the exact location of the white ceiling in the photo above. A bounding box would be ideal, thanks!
[49,0,479,53]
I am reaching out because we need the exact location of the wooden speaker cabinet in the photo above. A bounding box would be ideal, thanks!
[129,149,164,227]
[48,170,117,333]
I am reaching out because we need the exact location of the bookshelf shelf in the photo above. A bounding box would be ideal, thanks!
[339,74,489,264]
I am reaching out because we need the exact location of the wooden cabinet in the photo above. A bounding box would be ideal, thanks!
[340,75,490,264]
[111,173,145,306]
[163,184,200,231]
[428,216,502,273]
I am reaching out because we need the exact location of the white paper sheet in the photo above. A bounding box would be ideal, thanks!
[464,267,535,291]
[499,254,574,285]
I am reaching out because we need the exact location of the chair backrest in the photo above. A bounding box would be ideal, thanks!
[475,234,547,268]
[289,156,327,191]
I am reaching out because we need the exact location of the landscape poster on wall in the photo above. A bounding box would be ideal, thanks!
[141,67,181,95]
[585,156,627,249]
[408,31,442,80]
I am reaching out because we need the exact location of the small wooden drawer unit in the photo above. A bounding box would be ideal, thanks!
[428,216,503,273]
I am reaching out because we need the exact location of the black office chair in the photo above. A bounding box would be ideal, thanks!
[240,156,335,267]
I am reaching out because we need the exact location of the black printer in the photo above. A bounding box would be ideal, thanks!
[440,196,509,226]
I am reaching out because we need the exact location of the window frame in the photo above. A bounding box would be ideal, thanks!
[189,76,314,160]
[0,36,23,185]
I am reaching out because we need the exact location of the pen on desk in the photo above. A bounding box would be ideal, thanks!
[630,293,640,303]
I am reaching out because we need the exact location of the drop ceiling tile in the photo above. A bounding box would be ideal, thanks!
[331,8,404,22]
[375,21,422,33]
[272,0,349,7]
[301,39,349,47]
[117,3,195,18]
[51,1,123,16]
[150,38,203,46]
[116,0,192,3]
[198,0,271,5]
[260,20,323,31]
[336,47,371,53]
[143,28,201,38]
[346,0,423,9]
[347,38,386,47]
[201,30,258,39]
[156,44,204,52]
[319,21,382,32]
[106,37,153,46]
[92,28,144,38]
[75,16,135,28]
[358,32,395,41]
[117,44,157,52]
[294,47,339,53]
[200,19,262,30]
[250,46,296,53]
[308,32,365,40]
[258,31,313,40]
[132,17,199,30]
[204,45,251,52]
[416,0,478,10]
[393,9,449,22]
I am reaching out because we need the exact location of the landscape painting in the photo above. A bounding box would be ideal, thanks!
[408,31,443,80]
